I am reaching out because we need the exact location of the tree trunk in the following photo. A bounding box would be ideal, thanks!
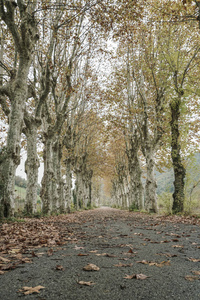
[145,150,158,213]
[126,138,144,211]
[0,62,30,217]
[129,154,144,210]
[65,159,72,212]
[52,141,59,213]
[40,138,54,215]
[24,122,40,214]
[170,98,186,213]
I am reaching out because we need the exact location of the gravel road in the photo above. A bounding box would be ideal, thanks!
[0,208,200,300]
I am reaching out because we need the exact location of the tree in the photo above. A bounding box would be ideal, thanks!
[0,0,39,217]
[158,20,200,213]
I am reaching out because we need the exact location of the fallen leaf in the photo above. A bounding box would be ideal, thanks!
[185,275,199,281]
[89,250,98,253]
[0,256,10,263]
[47,249,54,256]
[74,246,84,250]
[124,273,149,280]
[56,265,64,271]
[192,271,200,275]
[124,274,136,279]
[78,281,95,286]
[114,263,133,267]
[18,286,45,295]
[188,258,200,262]
[0,270,5,275]
[83,264,100,271]
[136,274,149,280]
[32,251,38,258]
[78,253,89,256]
[136,260,149,265]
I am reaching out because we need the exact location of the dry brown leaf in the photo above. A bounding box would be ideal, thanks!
[83,264,100,271]
[78,281,95,286]
[172,245,184,248]
[114,263,133,267]
[56,265,64,271]
[78,253,89,256]
[128,249,133,254]
[136,260,149,265]
[188,258,200,262]
[185,276,199,281]
[0,270,5,275]
[124,274,136,279]
[124,273,149,280]
[47,249,54,256]
[192,271,200,275]
[136,274,149,280]
[137,260,170,267]
[95,253,107,256]
[18,285,45,295]
[89,250,98,253]
[74,246,84,250]
[0,256,10,263]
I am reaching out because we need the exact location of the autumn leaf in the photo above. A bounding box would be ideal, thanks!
[185,276,199,281]
[124,273,149,280]
[192,271,200,275]
[56,265,64,271]
[78,253,89,256]
[137,259,148,264]
[136,274,149,280]
[95,253,116,257]
[127,249,134,253]
[0,256,10,263]
[188,258,200,262]
[47,249,54,256]
[18,286,45,295]
[114,263,133,267]
[0,270,5,275]
[78,281,95,286]
[124,274,136,279]
[136,260,170,267]
[83,264,100,271]
[74,246,84,250]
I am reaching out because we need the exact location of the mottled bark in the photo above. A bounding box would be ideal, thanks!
[144,150,158,212]
[24,122,40,214]
[65,159,72,212]
[52,141,59,213]
[40,138,54,215]
[125,135,144,211]
[170,98,186,213]
[0,1,39,217]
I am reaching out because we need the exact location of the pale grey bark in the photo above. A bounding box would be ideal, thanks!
[40,136,54,215]
[52,141,59,213]
[24,120,40,214]
[0,1,39,217]
[126,136,144,210]
[144,149,158,212]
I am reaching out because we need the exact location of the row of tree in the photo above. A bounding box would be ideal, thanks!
[0,0,200,217]
[104,0,200,213]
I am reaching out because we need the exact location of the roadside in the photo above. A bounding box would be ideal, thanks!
[0,208,200,300]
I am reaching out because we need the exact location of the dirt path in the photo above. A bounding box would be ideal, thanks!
[0,208,200,299]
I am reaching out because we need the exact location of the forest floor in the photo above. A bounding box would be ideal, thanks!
[0,207,200,300]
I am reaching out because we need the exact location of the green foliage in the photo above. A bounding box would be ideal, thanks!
[158,192,173,215]
[129,202,139,212]
[15,176,27,189]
